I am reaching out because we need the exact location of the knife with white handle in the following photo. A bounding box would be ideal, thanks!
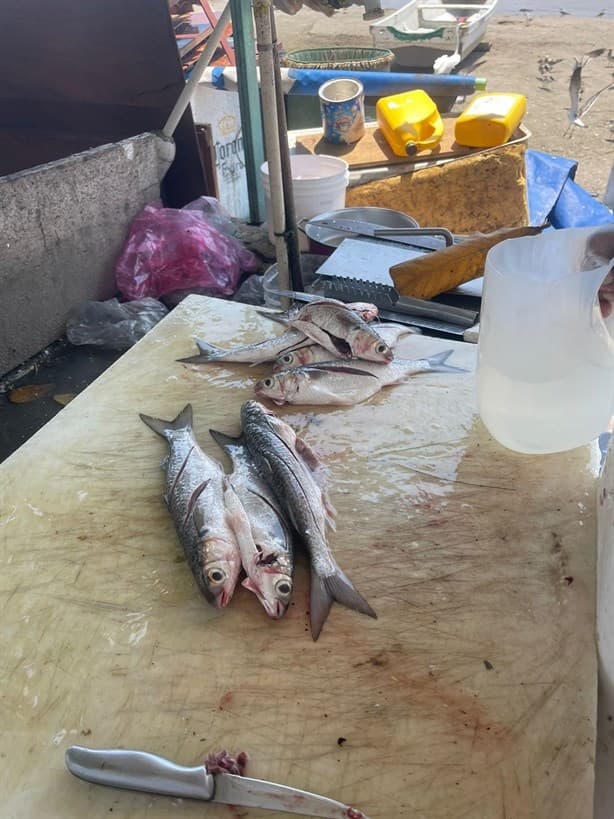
[65,745,369,818]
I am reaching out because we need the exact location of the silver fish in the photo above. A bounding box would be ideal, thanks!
[263,298,380,326]
[240,400,376,640]
[177,330,313,365]
[272,323,419,371]
[257,351,466,406]
[140,405,245,608]
[209,428,294,619]
[286,302,393,363]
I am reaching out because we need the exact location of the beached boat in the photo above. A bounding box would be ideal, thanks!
[370,0,499,71]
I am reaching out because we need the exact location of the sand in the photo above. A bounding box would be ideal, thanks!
[274,10,614,198]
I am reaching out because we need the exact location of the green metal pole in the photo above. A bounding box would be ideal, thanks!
[230,0,265,224]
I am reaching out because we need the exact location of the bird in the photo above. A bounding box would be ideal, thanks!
[596,9,606,17]
[559,8,571,15]
[567,53,614,132]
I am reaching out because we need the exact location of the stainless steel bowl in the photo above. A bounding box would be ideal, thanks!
[302,206,420,249]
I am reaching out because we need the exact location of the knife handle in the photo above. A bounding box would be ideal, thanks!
[65,745,214,801]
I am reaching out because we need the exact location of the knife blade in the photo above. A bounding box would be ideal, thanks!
[65,746,369,818]
[311,217,455,251]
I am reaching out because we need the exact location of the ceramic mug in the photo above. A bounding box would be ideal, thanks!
[318,78,365,145]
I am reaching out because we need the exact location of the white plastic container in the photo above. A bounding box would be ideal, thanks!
[260,154,349,250]
[476,226,614,454]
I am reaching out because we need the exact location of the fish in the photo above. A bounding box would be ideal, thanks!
[177,329,313,365]
[284,302,393,363]
[272,323,419,371]
[257,351,466,406]
[209,428,294,619]
[239,400,376,640]
[139,404,246,608]
[263,298,380,325]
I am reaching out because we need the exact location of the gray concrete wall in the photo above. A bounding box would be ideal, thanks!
[0,132,175,376]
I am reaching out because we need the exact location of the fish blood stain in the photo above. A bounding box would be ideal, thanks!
[346,809,365,819]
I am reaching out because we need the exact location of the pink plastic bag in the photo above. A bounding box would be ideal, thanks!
[115,204,257,300]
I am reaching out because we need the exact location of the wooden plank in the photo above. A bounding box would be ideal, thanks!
[296,119,528,170]
[0,296,597,819]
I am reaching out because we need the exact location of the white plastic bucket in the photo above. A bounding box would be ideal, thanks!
[260,154,349,249]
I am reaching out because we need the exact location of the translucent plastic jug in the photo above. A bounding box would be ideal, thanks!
[477,226,614,454]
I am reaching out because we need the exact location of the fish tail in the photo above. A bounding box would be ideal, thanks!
[209,428,242,451]
[426,350,468,374]
[309,564,377,641]
[177,339,225,364]
[139,404,193,438]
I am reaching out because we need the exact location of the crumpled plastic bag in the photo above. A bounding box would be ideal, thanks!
[115,204,257,300]
[181,196,238,237]
[66,297,168,350]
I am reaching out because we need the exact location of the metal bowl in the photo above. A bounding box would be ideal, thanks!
[302,206,420,249]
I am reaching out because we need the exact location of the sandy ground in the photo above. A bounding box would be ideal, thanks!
[274,11,614,198]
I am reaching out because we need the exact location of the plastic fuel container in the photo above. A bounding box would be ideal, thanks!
[454,92,526,148]
[376,89,444,156]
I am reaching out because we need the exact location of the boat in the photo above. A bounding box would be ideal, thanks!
[369,0,499,72]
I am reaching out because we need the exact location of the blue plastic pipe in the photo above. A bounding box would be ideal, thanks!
[286,68,487,97]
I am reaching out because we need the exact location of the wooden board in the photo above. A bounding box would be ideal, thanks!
[296,118,475,169]
[0,296,597,819]
[295,120,529,171]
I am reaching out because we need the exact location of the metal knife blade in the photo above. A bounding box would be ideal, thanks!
[212,771,369,818]
[312,218,455,251]
[65,746,370,818]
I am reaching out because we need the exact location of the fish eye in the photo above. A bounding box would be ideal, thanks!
[262,377,275,388]
[280,354,293,364]
[275,579,292,598]
[207,567,226,585]
[375,342,388,354]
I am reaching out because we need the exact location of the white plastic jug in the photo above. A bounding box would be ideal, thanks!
[477,226,614,454]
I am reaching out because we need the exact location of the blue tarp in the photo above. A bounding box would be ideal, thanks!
[526,148,614,229]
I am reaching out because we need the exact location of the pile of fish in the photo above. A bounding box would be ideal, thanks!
[140,400,375,640]
[178,298,466,406]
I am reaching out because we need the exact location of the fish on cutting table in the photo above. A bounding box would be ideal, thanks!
[264,297,380,325]
[273,323,419,371]
[177,329,314,366]
[257,351,467,406]
[281,301,393,363]
[240,400,376,640]
[140,404,247,608]
[209,428,294,619]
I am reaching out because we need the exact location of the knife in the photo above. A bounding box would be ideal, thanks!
[309,217,456,251]
[65,745,369,818]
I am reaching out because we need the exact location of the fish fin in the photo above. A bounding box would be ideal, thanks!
[324,496,337,532]
[139,404,193,438]
[256,310,291,326]
[294,434,324,472]
[309,363,379,378]
[209,428,243,452]
[425,350,468,374]
[309,565,377,641]
[242,577,259,594]
[177,339,226,364]
[289,320,351,358]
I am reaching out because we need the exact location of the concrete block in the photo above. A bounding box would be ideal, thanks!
[0,132,174,376]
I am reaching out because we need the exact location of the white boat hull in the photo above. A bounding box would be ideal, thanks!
[370,1,498,70]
